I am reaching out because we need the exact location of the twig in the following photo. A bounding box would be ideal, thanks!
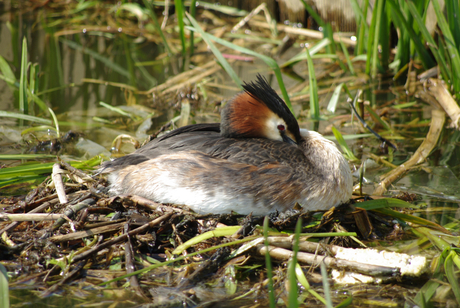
[373,109,445,195]
[49,198,96,232]
[71,212,173,263]
[232,3,275,37]
[349,90,397,150]
[49,222,126,243]
[124,224,148,299]
[0,198,61,236]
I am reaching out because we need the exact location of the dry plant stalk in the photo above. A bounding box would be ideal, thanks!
[0,213,65,222]
[425,78,460,129]
[248,19,356,46]
[139,61,219,95]
[373,109,445,195]
[52,163,68,204]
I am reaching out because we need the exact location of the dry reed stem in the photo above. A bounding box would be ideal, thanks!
[256,244,398,276]
[373,109,446,196]
[425,78,460,129]
[0,213,66,221]
[52,163,68,204]
[248,19,356,46]
[139,61,218,95]
[49,222,126,243]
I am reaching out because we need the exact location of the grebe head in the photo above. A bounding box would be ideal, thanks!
[220,75,301,144]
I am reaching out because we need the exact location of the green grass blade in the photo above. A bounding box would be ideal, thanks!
[288,218,302,308]
[376,209,448,233]
[174,0,187,59]
[142,0,173,56]
[0,154,57,160]
[60,38,131,79]
[445,250,460,303]
[172,226,241,255]
[281,38,331,67]
[0,157,102,186]
[387,0,434,70]
[364,105,392,131]
[406,1,450,82]
[27,89,49,113]
[432,0,460,94]
[327,83,344,113]
[355,0,369,55]
[0,264,9,308]
[369,0,385,77]
[186,13,242,88]
[189,0,197,57]
[48,107,60,137]
[338,38,355,75]
[356,198,415,210]
[320,262,333,308]
[264,217,276,308]
[0,111,52,125]
[0,54,17,88]
[305,47,319,120]
[295,263,327,305]
[299,0,324,27]
[331,126,358,161]
[29,63,39,96]
[380,3,390,69]
[19,37,28,117]
[446,0,460,49]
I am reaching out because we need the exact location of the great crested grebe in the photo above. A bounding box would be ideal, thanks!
[102,75,353,215]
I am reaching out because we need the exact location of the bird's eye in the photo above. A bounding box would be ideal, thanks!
[277,124,285,131]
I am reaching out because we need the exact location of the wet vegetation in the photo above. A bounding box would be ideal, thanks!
[1,0,460,307]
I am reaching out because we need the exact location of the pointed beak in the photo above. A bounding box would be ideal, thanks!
[282,133,297,145]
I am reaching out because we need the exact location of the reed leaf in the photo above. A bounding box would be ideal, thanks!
[264,217,276,308]
[19,37,28,117]
[406,1,450,83]
[0,111,52,125]
[281,38,331,67]
[142,0,173,56]
[387,0,434,70]
[321,262,333,308]
[174,0,187,59]
[186,13,242,88]
[0,54,17,89]
[431,0,460,95]
[287,218,302,308]
[189,0,197,57]
[61,38,131,79]
[172,226,241,255]
[445,250,460,303]
[305,47,319,120]
[327,83,344,113]
[295,263,327,305]
[331,126,358,161]
[0,264,9,308]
